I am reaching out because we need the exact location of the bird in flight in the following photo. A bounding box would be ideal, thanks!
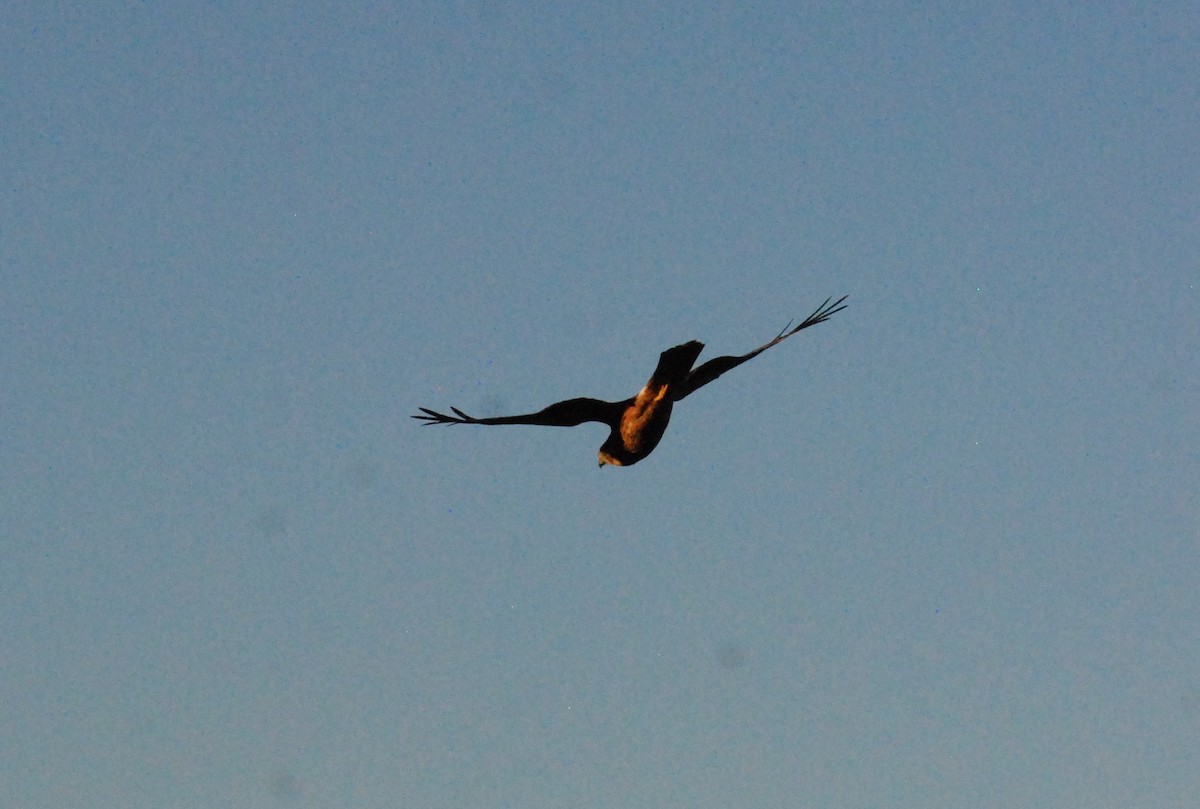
[414,295,848,467]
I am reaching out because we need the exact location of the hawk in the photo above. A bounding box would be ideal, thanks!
[415,295,847,467]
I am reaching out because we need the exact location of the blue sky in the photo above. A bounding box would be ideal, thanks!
[3,2,1198,807]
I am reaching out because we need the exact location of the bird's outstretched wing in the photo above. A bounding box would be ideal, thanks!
[672,295,848,401]
[413,397,625,428]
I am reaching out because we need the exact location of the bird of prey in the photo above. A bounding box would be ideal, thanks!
[414,295,847,467]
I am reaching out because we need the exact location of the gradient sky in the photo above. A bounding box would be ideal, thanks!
[3,3,1198,807]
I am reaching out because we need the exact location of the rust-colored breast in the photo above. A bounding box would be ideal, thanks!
[620,384,673,453]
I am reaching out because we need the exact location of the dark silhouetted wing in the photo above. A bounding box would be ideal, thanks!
[672,295,847,401]
[413,397,626,428]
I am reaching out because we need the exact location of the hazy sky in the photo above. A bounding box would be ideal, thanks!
[3,3,1198,807]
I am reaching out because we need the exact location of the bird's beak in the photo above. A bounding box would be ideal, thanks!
[598,460,606,468]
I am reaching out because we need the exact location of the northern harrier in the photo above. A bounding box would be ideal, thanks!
[415,295,847,467]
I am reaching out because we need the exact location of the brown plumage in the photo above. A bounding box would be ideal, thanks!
[414,295,847,467]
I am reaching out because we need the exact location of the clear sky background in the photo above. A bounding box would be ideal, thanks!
[3,3,1198,807]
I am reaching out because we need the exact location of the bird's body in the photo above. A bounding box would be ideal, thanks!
[415,296,847,467]
[597,339,703,466]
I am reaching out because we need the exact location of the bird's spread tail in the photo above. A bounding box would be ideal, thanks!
[650,340,704,387]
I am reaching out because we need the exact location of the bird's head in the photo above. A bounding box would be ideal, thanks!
[597,450,624,468]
